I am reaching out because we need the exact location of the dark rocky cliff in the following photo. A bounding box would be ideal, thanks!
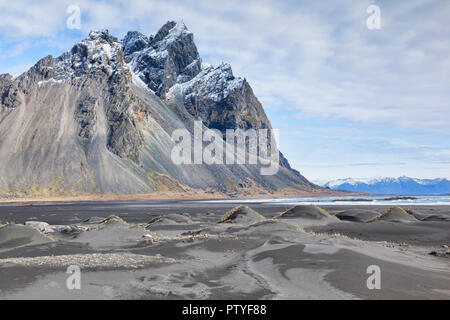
[0,22,317,197]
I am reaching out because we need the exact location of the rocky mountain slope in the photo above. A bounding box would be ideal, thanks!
[321,176,450,195]
[0,21,317,197]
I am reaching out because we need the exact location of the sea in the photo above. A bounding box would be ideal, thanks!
[203,195,450,206]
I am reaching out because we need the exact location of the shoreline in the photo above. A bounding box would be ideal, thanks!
[0,189,352,205]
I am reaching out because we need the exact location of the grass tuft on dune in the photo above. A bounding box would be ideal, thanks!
[99,215,128,225]
[219,205,266,224]
[275,205,334,220]
[369,207,418,223]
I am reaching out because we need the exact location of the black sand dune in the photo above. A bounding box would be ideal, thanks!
[219,206,267,224]
[273,205,339,228]
[275,205,333,220]
[83,216,111,224]
[0,201,449,300]
[98,215,128,225]
[309,220,450,247]
[0,224,52,251]
[72,223,148,250]
[420,214,450,222]
[370,207,418,223]
[147,213,193,227]
[145,213,207,238]
[334,209,381,223]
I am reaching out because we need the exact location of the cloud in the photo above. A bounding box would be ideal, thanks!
[0,0,68,37]
[0,0,448,179]
[1,64,33,77]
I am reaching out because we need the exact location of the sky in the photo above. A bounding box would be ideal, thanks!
[0,0,449,182]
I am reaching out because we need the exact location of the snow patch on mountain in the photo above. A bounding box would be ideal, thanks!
[122,21,246,101]
[168,62,245,104]
[54,30,124,82]
[38,78,64,87]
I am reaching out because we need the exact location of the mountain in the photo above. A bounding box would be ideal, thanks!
[320,177,450,195]
[0,21,318,197]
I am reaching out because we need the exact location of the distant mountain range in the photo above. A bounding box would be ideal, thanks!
[318,177,450,195]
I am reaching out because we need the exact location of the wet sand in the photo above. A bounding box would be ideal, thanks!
[0,200,448,300]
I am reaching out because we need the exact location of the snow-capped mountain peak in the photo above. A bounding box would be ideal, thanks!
[151,20,191,50]
[321,176,450,195]
[0,21,312,196]
[123,21,202,97]
[15,29,129,93]
[172,62,245,104]
[122,31,149,56]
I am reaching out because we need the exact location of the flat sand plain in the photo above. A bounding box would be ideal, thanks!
[0,200,448,300]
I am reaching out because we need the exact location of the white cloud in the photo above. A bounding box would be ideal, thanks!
[2,63,33,77]
[0,0,68,37]
[1,0,449,179]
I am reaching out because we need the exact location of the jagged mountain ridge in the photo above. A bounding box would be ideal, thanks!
[321,176,450,195]
[0,21,316,196]
[123,21,296,173]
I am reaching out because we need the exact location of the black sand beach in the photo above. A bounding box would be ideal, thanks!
[0,200,449,300]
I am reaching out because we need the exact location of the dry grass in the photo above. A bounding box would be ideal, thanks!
[147,170,191,193]
[316,205,333,217]
[0,220,16,227]
[219,205,266,223]
[369,206,414,222]
[275,205,333,219]
[146,216,163,227]
[99,215,128,225]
